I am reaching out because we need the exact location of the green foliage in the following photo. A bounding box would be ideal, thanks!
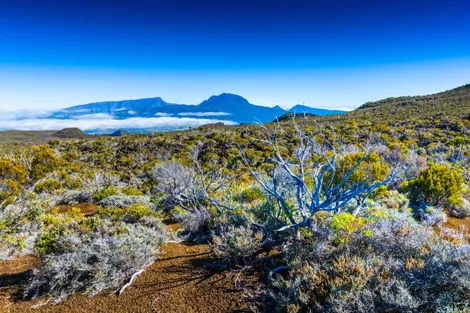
[34,179,63,193]
[237,187,264,203]
[30,145,61,180]
[36,226,67,256]
[98,203,156,222]
[447,136,469,147]
[92,186,119,202]
[330,212,370,244]
[0,159,28,182]
[25,205,44,222]
[0,178,22,202]
[120,186,144,196]
[408,163,464,206]
[333,153,390,187]
[80,216,102,231]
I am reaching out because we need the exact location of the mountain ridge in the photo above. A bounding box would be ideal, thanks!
[51,93,345,124]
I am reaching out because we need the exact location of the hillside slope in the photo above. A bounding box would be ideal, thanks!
[351,84,470,122]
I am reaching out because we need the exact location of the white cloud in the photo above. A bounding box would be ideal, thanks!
[177,112,231,117]
[155,112,172,117]
[71,113,114,120]
[0,117,237,131]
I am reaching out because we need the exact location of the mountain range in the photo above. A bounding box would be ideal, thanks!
[51,93,345,125]
[1,84,468,139]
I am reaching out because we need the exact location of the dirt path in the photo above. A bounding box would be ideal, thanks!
[1,239,256,313]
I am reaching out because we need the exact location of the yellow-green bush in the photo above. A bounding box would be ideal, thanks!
[330,212,370,243]
[36,226,67,256]
[92,186,119,202]
[34,179,63,193]
[0,159,28,182]
[120,186,144,196]
[238,187,265,203]
[30,145,62,181]
[333,153,390,187]
[408,163,464,206]
[98,203,156,221]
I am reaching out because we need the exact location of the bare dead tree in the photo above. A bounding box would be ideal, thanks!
[150,145,229,213]
[241,121,404,231]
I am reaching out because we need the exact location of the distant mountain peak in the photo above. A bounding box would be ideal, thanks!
[200,93,251,109]
[47,93,346,134]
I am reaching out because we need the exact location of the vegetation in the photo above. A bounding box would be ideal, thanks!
[0,85,469,311]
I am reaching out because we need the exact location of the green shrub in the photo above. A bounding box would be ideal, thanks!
[120,186,144,196]
[92,186,119,202]
[36,226,67,256]
[98,203,156,222]
[330,212,370,244]
[30,145,62,180]
[25,205,44,222]
[238,187,265,203]
[34,179,63,193]
[447,136,469,147]
[408,163,464,206]
[333,152,390,187]
[0,159,28,182]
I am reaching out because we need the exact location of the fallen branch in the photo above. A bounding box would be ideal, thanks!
[116,268,145,295]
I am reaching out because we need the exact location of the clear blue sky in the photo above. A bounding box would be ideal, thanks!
[0,0,469,110]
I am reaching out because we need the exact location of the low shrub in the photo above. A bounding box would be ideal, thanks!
[35,226,67,256]
[92,186,119,202]
[408,163,464,206]
[24,222,166,303]
[58,190,92,205]
[98,203,157,222]
[211,225,264,264]
[34,179,63,194]
[413,205,447,226]
[237,187,265,203]
[268,209,470,313]
[172,208,212,241]
[100,195,156,210]
[120,186,144,196]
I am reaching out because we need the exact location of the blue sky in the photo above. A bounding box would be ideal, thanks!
[0,0,470,110]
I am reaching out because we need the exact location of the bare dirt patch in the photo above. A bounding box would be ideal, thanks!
[0,256,38,311]
[54,203,99,216]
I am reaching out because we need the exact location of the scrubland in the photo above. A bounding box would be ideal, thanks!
[1,88,470,312]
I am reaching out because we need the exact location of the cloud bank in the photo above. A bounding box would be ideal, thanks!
[177,112,231,117]
[0,116,236,131]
